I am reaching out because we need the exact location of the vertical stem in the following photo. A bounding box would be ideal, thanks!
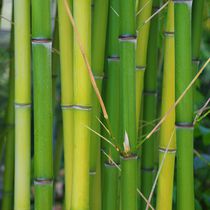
[71,1,92,209]
[32,0,53,209]
[192,0,204,95]
[136,0,153,130]
[102,1,120,210]
[57,0,73,209]
[119,0,137,210]
[174,0,195,209]
[2,9,15,209]
[156,2,176,210]
[141,0,160,208]
[90,1,109,209]
[14,0,31,209]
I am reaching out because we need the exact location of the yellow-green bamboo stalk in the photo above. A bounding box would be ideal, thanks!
[57,0,73,209]
[71,1,92,209]
[156,2,176,210]
[14,0,31,209]
[136,0,153,129]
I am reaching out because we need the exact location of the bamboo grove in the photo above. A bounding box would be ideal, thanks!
[0,0,209,209]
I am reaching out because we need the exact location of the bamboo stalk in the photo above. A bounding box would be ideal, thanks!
[136,0,153,130]
[141,0,159,208]
[52,12,63,181]
[102,1,120,209]
[192,0,204,79]
[90,1,109,209]
[156,2,176,210]
[32,0,53,209]
[71,1,92,209]
[174,0,195,209]
[14,0,31,209]
[2,12,15,209]
[119,0,137,210]
[57,0,73,209]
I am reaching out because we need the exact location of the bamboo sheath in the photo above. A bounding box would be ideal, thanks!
[102,1,120,209]
[71,1,92,210]
[90,1,109,209]
[14,0,31,209]
[119,1,137,210]
[2,18,15,210]
[174,0,195,209]
[156,2,176,210]
[57,0,73,209]
[141,0,159,208]
[32,0,53,209]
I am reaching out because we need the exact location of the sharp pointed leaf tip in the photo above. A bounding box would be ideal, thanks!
[123,131,130,153]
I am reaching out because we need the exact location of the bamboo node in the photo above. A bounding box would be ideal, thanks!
[164,31,175,37]
[15,103,31,108]
[192,58,200,65]
[120,154,138,161]
[119,35,137,43]
[104,162,120,168]
[136,66,146,71]
[141,167,155,173]
[107,56,120,62]
[159,147,176,154]
[143,90,157,96]
[89,171,97,176]
[61,105,92,111]
[175,123,194,129]
[34,178,53,186]
[94,74,104,80]
[32,38,52,44]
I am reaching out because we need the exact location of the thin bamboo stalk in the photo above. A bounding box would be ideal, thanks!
[156,2,176,210]
[136,0,153,130]
[57,0,73,209]
[90,1,109,209]
[71,1,92,209]
[52,13,63,181]
[32,0,53,209]
[141,0,159,208]
[192,0,204,77]
[174,0,195,209]
[14,0,31,209]
[2,12,15,209]
[102,1,120,209]
[119,0,137,210]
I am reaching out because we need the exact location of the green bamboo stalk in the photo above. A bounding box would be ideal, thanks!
[14,0,31,209]
[192,0,204,76]
[71,1,92,209]
[119,1,137,210]
[141,0,159,208]
[2,13,15,209]
[57,0,73,209]
[156,2,176,210]
[90,1,109,209]
[32,0,53,209]
[102,1,120,209]
[174,0,195,209]
[136,0,153,130]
